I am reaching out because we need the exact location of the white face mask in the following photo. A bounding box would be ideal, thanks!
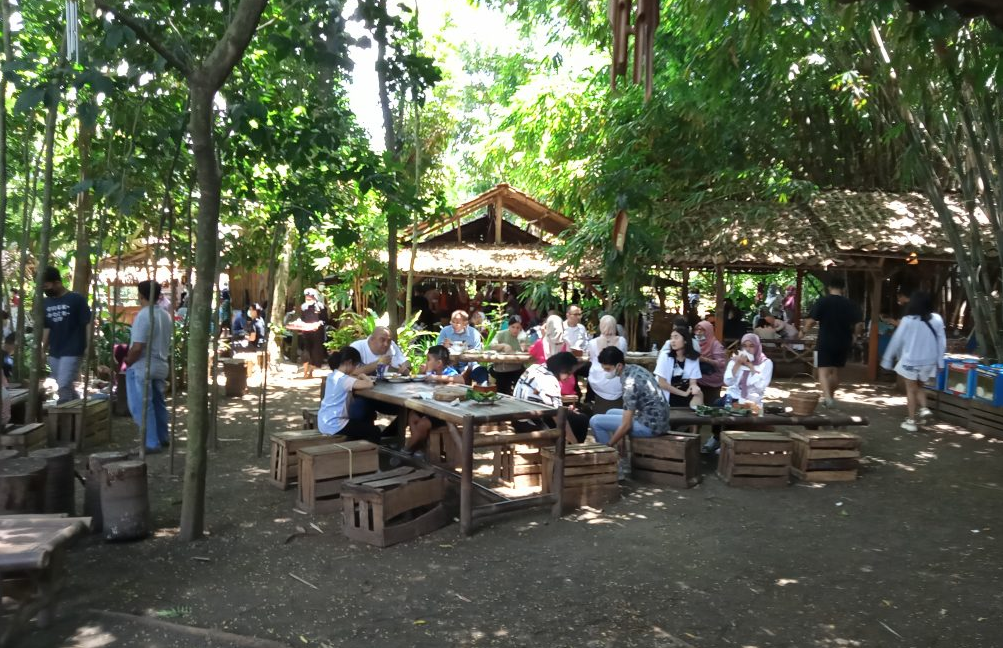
[604,369,618,380]
[741,350,755,361]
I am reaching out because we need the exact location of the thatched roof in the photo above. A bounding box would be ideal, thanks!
[658,190,989,271]
[392,243,600,281]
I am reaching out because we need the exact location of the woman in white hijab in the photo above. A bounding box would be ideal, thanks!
[528,314,577,395]
[586,315,628,414]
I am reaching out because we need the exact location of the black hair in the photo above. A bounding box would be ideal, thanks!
[827,276,846,290]
[905,291,934,322]
[597,346,625,366]
[671,326,700,360]
[755,317,768,328]
[42,266,61,283]
[137,280,162,302]
[545,351,578,376]
[672,316,689,329]
[3,333,13,345]
[328,345,362,370]
[507,314,522,326]
[426,344,451,365]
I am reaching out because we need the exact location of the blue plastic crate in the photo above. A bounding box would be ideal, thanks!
[944,360,978,398]
[973,365,1003,406]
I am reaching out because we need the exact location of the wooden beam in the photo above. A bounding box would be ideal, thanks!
[494,195,503,244]
[867,269,883,382]
[714,265,725,341]
[681,267,689,317]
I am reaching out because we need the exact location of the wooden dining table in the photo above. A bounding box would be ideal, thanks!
[456,349,659,367]
[358,380,567,535]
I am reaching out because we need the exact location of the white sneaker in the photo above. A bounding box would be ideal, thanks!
[901,418,918,432]
[917,407,933,421]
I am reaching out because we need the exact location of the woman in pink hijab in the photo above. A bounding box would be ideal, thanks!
[694,320,727,404]
[529,314,577,395]
[722,333,774,406]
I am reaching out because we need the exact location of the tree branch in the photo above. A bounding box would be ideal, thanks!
[201,0,269,91]
[94,1,193,77]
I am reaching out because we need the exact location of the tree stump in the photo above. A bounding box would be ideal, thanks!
[0,457,46,514]
[100,460,150,541]
[28,447,76,515]
[83,451,129,532]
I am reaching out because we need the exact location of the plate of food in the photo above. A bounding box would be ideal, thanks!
[410,375,427,382]
[466,389,501,405]
[386,376,409,384]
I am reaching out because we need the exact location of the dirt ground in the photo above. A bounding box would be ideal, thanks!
[24,360,1003,648]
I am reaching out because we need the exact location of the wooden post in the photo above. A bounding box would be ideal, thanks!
[867,270,883,382]
[494,196,503,243]
[551,407,566,519]
[794,269,804,326]
[681,268,689,316]
[459,415,475,536]
[714,265,725,342]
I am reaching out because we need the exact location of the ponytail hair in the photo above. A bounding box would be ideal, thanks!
[328,345,362,370]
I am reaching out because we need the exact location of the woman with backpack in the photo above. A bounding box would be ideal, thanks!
[881,291,946,432]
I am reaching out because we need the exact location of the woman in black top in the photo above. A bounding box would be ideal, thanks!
[298,289,328,379]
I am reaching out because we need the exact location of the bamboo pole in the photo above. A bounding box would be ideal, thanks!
[14,130,39,383]
[255,224,283,458]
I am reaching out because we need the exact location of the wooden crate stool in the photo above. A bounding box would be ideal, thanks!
[494,444,542,488]
[0,423,47,456]
[790,431,862,482]
[541,443,619,510]
[46,399,110,449]
[631,433,700,488]
[297,441,379,513]
[301,408,319,430]
[427,425,460,469]
[269,431,346,490]
[341,467,449,547]
[717,431,792,488]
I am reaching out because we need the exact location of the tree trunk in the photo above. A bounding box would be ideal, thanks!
[374,0,399,334]
[72,113,94,294]
[27,82,62,422]
[268,219,293,361]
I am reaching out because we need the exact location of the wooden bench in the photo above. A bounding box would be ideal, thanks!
[46,399,110,449]
[268,431,346,490]
[790,431,862,482]
[717,431,792,488]
[542,443,619,511]
[296,441,378,513]
[631,433,700,488]
[0,424,46,457]
[0,515,92,647]
[341,467,449,547]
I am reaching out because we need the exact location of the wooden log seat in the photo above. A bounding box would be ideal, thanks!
[296,441,378,513]
[717,431,792,488]
[341,467,449,547]
[630,433,701,489]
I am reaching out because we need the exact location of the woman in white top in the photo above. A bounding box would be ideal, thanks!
[317,346,379,443]
[655,327,704,408]
[586,315,629,414]
[881,291,946,432]
[722,333,774,407]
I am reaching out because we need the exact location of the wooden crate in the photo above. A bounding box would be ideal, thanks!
[297,441,379,513]
[0,423,47,457]
[968,398,1003,440]
[302,408,319,430]
[717,432,792,488]
[931,390,970,428]
[269,431,347,490]
[495,444,542,488]
[630,433,700,489]
[790,431,861,482]
[541,443,619,510]
[46,399,110,449]
[341,467,448,547]
[428,425,460,469]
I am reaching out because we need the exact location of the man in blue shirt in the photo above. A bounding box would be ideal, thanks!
[41,267,91,404]
[435,310,488,383]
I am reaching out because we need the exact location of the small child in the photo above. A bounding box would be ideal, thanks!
[395,346,462,463]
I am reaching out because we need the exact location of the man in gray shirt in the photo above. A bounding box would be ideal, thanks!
[125,280,173,452]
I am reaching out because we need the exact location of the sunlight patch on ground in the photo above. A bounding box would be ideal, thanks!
[775,578,799,586]
[154,527,180,538]
[63,624,116,648]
